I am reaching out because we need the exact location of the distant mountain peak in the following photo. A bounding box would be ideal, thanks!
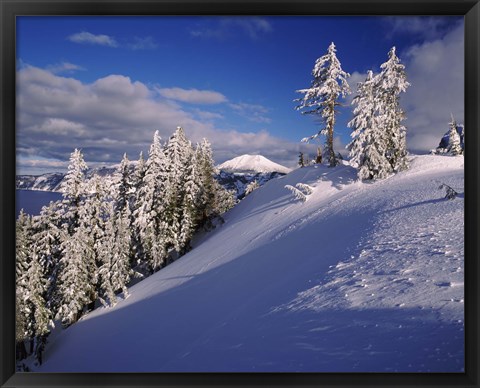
[217,154,291,174]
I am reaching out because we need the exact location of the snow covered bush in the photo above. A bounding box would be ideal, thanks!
[296,183,314,195]
[439,183,458,200]
[285,185,307,202]
[245,180,260,195]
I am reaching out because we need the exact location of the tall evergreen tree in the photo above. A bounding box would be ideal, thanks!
[98,202,131,307]
[24,248,51,365]
[60,149,88,235]
[295,42,350,167]
[134,131,169,272]
[131,151,147,266]
[32,200,65,319]
[348,70,393,180]
[80,174,109,310]
[195,139,218,228]
[56,221,94,326]
[16,210,33,358]
[376,47,410,172]
[164,126,192,253]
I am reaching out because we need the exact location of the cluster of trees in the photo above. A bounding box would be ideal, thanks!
[15,127,236,365]
[295,43,410,180]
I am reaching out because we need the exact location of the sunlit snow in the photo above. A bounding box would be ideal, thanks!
[37,154,464,372]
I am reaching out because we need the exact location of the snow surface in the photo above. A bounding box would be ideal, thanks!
[37,155,464,372]
[217,154,292,174]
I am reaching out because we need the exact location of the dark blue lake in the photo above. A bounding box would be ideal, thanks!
[16,190,63,217]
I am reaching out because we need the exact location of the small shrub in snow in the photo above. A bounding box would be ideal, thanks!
[296,183,314,195]
[245,180,260,196]
[439,183,458,200]
[285,185,307,202]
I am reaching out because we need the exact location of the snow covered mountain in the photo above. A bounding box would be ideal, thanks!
[217,154,291,174]
[16,167,118,192]
[16,155,289,199]
[16,173,65,192]
[34,155,464,373]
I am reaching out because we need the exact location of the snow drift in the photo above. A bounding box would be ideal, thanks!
[36,155,464,372]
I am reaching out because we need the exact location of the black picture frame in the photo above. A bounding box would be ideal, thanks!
[1,1,478,387]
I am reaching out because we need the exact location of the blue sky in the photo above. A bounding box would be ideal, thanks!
[16,16,464,174]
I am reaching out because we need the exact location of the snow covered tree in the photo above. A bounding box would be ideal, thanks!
[195,139,217,228]
[60,149,88,235]
[178,150,200,254]
[130,151,147,266]
[16,210,33,358]
[57,173,107,325]
[24,249,51,365]
[298,152,305,168]
[245,180,259,196]
[81,174,110,310]
[447,114,463,156]
[134,131,169,272]
[315,146,323,164]
[56,222,94,326]
[295,42,350,167]
[98,202,131,307]
[114,153,134,214]
[32,200,65,319]
[376,47,410,172]
[194,138,236,228]
[112,153,137,265]
[17,210,53,364]
[163,126,192,253]
[348,70,393,180]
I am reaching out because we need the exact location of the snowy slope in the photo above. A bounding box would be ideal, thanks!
[217,154,292,174]
[37,155,464,372]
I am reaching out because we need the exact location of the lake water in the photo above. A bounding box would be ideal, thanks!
[16,190,63,217]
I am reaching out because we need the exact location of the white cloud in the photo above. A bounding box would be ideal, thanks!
[68,31,118,47]
[46,61,86,74]
[229,102,271,124]
[191,17,273,40]
[16,65,302,171]
[402,23,464,152]
[345,71,368,106]
[156,87,227,104]
[127,36,158,50]
[384,16,457,40]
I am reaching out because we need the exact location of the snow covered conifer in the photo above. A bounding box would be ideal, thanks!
[178,150,200,254]
[24,249,52,364]
[98,202,131,307]
[376,47,410,172]
[60,149,88,234]
[164,126,192,253]
[295,42,350,167]
[315,146,323,164]
[447,114,463,156]
[245,180,259,196]
[16,210,33,357]
[57,175,107,325]
[348,70,393,180]
[134,131,169,271]
[195,139,217,227]
[115,153,134,214]
[56,222,94,326]
[298,152,305,168]
[31,200,65,319]
[131,151,147,265]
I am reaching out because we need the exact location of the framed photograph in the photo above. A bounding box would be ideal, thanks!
[1,0,479,387]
